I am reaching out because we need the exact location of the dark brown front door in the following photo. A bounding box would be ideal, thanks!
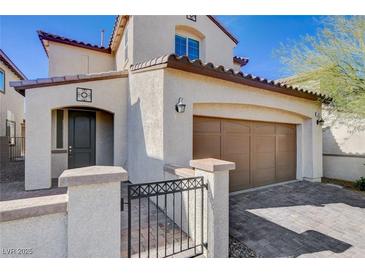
[68,110,96,169]
[193,116,297,192]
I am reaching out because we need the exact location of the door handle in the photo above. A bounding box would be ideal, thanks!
[68,145,72,156]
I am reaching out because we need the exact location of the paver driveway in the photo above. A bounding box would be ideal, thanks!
[229,181,365,258]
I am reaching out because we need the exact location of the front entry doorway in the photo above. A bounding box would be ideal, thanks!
[68,110,96,169]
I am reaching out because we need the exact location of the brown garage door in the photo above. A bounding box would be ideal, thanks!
[193,116,296,192]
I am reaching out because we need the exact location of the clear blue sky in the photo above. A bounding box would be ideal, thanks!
[0,15,323,80]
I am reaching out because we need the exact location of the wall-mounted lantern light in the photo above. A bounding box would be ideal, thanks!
[175,97,186,113]
[315,112,324,126]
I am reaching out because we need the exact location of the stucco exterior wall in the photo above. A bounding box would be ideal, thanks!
[322,114,365,181]
[51,152,68,179]
[193,103,306,125]
[127,68,165,183]
[47,42,115,77]
[132,16,237,69]
[25,77,128,190]
[0,61,24,137]
[323,156,364,182]
[127,67,323,185]
[0,213,67,258]
[162,68,323,182]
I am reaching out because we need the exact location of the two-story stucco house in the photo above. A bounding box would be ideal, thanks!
[0,50,26,160]
[10,15,331,191]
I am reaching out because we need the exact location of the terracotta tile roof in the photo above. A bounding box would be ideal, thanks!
[131,54,332,103]
[37,30,112,56]
[233,56,249,67]
[0,49,27,81]
[10,70,128,95]
[109,16,129,51]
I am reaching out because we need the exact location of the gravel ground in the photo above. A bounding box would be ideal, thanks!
[0,161,24,184]
[229,236,258,258]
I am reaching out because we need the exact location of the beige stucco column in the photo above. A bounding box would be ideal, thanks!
[25,97,52,190]
[59,166,127,258]
[302,118,323,182]
[190,158,235,258]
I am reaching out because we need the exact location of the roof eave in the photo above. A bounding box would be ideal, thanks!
[109,16,130,52]
[0,50,27,81]
[207,15,239,44]
[10,71,128,92]
[233,56,249,67]
[37,30,112,56]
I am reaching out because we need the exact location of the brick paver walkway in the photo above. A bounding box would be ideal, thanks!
[230,181,365,258]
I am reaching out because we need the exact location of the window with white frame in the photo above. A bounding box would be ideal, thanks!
[175,34,200,60]
[0,69,5,93]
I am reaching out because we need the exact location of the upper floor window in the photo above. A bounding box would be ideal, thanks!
[175,35,200,60]
[188,38,199,60]
[0,69,5,93]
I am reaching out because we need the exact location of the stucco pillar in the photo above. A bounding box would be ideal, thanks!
[59,166,127,258]
[302,118,323,182]
[25,101,52,190]
[190,158,235,258]
[113,114,124,167]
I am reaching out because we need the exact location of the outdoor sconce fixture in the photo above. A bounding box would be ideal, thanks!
[315,112,324,126]
[175,97,186,113]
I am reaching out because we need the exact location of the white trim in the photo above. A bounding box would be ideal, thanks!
[229,179,299,196]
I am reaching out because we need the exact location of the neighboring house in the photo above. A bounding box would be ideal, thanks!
[0,49,26,144]
[279,75,365,182]
[10,15,330,191]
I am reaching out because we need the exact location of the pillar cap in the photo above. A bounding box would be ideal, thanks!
[190,158,235,173]
[59,166,128,187]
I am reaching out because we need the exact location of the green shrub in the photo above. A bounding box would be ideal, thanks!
[354,177,365,191]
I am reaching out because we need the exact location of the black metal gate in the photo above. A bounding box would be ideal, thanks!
[126,176,207,258]
[9,137,25,161]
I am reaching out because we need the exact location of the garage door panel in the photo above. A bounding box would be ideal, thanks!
[193,134,220,159]
[222,153,250,191]
[255,152,276,169]
[253,123,276,135]
[222,135,250,154]
[193,116,297,192]
[222,120,250,133]
[276,165,296,181]
[193,117,220,133]
[276,124,296,135]
[229,171,250,192]
[277,151,296,165]
[253,168,276,186]
[254,136,276,153]
[222,153,249,172]
[277,135,296,152]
